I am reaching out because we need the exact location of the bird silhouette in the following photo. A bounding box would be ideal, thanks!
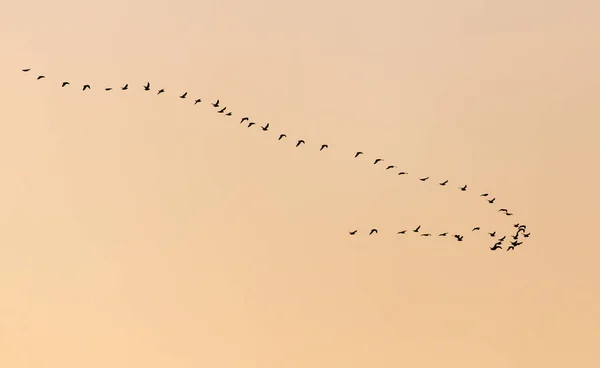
[37,75,45,80]
[514,223,521,228]
[144,82,150,91]
[386,165,396,170]
[157,89,165,95]
[421,233,432,237]
[105,87,112,91]
[369,229,378,235]
[349,230,357,235]
[278,134,287,140]
[481,193,489,197]
[490,244,502,251]
[460,185,467,191]
[212,99,220,107]
[472,227,480,231]
[240,117,249,124]
[507,246,515,251]
[510,240,522,247]
[194,99,201,105]
[498,236,506,242]
[320,144,328,151]
[489,231,496,237]
[61,82,69,87]
[506,212,513,216]
[397,230,407,234]
[439,180,448,186]
[218,107,226,113]
[523,233,531,238]
[261,123,269,131]
[354,151,363,158]
[439,232,448,236]
[226,112,232,116]
[373,159,383,165]
[455,235,464,242]
[247,122,255,127]
[22,69,30,72]
[419,177,429,181]
[488,198,496,203]
[398,172,408,175]
[83,85,90,91]
[413,225,421,233]
[180,92,188,99]
[121,84,128,90]
[498,209,508,213]
[296,140,305,147]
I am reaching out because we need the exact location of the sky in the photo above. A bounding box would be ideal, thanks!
[1,0,599,367]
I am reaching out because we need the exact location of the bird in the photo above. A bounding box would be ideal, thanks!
[386,165,396,170]
[507,246,515,251]
[240,117,249,124]
[157,89,165,95]
[439,232,448,236]
[421,233,432,237]
[481,193,489,197]
[460,185,467,191]
[512,234,519,240]
[490,244,502,250]
[516,228,526,235]
[278,134,287,140]
[488,198,496,203]
[82,85,90,91]
[498,236,506,242]
[397,230,407,234]
[413,225,421,233]
[354,151,363,158]
[369,229,378,235]
[105,87,112,91]
[373,159,383,165]
[498,208,508,213]
[61,81,69,87]
[225,112,232,116]
[194,99,201,105]
[514,223,521,228]
[510,240,523,247]
[37,75,45,80]
[247,122,255,128]
[419,177,429,181]
[518,224,527,229]
[320,144,328,151]
[261,123,269,131]
[22,69,30,72]
[218,107,226,113]
[296,140,305,147]
[349,230,357,235]
[121,84,128,90]
[489,231,496,237]
[212,99,220,107]
[144,82,150,91]
[506,212,513,216]
[398,172,408,175]
[523,233,531,238]
[472,227,480,231]
[455,235,464,242]
[439,180,448,186]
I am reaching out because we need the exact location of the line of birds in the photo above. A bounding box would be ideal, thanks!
[22,68,531,251]
[349,223,530,251]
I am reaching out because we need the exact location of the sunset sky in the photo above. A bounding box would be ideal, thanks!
[1,1,599,367]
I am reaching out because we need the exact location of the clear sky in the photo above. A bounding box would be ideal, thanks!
[1,0,599,367]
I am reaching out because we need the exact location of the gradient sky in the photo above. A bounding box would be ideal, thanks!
[1,1,599,367]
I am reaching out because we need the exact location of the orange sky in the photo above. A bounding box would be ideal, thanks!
[1,0,599,367]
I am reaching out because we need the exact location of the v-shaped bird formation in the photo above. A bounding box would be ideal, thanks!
[21,68,531,252]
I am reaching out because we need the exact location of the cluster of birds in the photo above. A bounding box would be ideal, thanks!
[22,68,531,252]
[351,223,530,251]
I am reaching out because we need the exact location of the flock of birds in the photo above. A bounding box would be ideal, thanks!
[21,68,531,252]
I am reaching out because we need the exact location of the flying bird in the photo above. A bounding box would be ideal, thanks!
[439,232,448,236]
[278,134,287,140]
[413,225,421,233]
[421,233,432,237]
[194,99,201,105]
[218,107,226,113]
[226,112,232,116]
[523,233,531,238]
[472,227,480,231]
[460,185,467,191]
[489,231,496,237]
[157,89,165,95]
[488,198,496,203]
[386,165,396,170]
[82,85,90,91]
[349,230,357,235]
[507,246,515,251]
[369,229,378,235]
[505,212,513,216]
[296,140,305,147]
[498,209,508,213]
[37,75,45,80]
[398,172,408,175]
[247,122,255,127]
[212,99,220,107]
[439,180,448,186]
[397,230,407,234]
[22,69,30,72]
[144,82,150,91]
[498,236,506,242]
[105,87,112,91]
[261,123,269,131]
[354,151,363,158]
[320,144,328,151]
[121,84,128,90]
[490,244,502,251]
[419,177,429,181]
[61,82,69,87]
[373,159,383,165]
[481,193,489,197]
[455,235,464,242]
[511,240,523,247]
[240,117,249,124]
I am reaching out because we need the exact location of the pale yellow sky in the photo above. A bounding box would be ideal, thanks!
[1,0,599,367]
